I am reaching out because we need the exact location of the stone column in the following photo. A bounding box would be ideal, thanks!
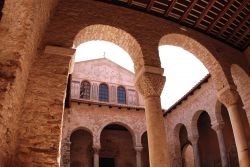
[218,89,250,167]
[212,122,228,167]
[135,66,170,167]
[190,135,201,167]
[93,145,101,167]
[135,146,143,167]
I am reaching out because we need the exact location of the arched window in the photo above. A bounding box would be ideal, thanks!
[80,81,91,99]
[99,83,109,102]
[117,86,126,104]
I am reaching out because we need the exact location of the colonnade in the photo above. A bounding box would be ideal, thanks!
[61,139,145,167]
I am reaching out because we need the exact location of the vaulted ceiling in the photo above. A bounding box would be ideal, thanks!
[102,0,250,51]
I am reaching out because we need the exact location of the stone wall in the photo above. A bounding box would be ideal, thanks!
[14,47,73,166]
[164,77,250,167]
[0,1,58,165]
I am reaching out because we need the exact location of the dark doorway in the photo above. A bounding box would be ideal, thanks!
[100,157,115,167]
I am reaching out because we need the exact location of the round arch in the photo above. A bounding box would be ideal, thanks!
[73,24,144,72]
[98,121,136,146]
[190,110,213,137]
[159,33,231,91]
[231,64,250,124]
[70,126,93,138]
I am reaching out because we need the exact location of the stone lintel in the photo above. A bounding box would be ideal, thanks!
[44,45,75,57]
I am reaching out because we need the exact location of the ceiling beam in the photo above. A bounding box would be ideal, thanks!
[195,1,216,27]
[164,0,177,16]
[236,27,250,45]
[228,11,250,40]
[147,0,156,11]
[219,0,249,35]
[180,0,198,21]
[128,0,133,6]
[207,0,234,32]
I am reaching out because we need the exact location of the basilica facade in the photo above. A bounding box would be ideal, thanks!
[0,0,249,167]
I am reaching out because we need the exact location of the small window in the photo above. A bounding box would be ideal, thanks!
[99,83,109,102]
[117,86,126,104]
[80,81,91,99]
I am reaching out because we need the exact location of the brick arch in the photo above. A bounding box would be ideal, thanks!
[73,24,144,73]
[172,123,189,167]
[190,110,213,137]
[98,121,137,147]
[159,33,231,92]
[231,64,250,125]
[70,126,93,138]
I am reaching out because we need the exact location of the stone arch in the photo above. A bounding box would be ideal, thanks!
[70,126,93,138]
[98,121,136,147]
[173,123,190,167]
[190,110,213,137]
[159,33,231,92]
[231,64,250,125]
[73,24,144,72]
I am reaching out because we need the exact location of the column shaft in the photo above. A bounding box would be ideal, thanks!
[227,103,250,167]
[213,126,228,167]
[144,96,170,167]
[135,146,143,167]
[192,140,201,167]
[93,152,99,167]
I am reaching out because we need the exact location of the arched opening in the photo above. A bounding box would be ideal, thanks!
[80,80,91,99]
[117,86,126,104]
[159,33,231,93]
[0,0,4,20]
[178,125,194,167]
[197,112,221,166]
[70,129,93,167]
[99,83,109,102]
[100,124,136,167]
[141,131,149,167]
[182,144,195,167]
[221,104,239,166]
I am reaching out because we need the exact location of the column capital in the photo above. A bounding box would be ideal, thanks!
[189,135,199,145]
[134,146,143,152]
[217,87,239,108]
[211,121,224,132]
[93,144,101,153]
[135,71,165,97]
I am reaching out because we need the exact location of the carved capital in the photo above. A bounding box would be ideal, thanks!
[134,146,143,152]
[135,72,165,97]
[217,87,239,107]
[211,122,224,132]
[189,135,199,145]
[92,144,101,153]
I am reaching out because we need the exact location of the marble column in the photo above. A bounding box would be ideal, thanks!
[212,122,228,167]
[135,146,143,167]
[190,135,201,167]
[93,145,101,167]
[218,88,250,167]
[135,68,170,167]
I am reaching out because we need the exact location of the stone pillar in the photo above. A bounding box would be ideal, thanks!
[190,135,201,167]
[212,122,228,167]
[93,145,101,167]
[218,88,250,167]
[135,66,170,167]
[135,146,143,167]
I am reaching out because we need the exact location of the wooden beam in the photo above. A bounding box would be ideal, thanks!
[207,0,234,32]
[236,27,250,44]
[128,0,133,5]
[228,11,250,40]
[164,0,177,16]
[147,0,156,11]
[242,37,250,49]
[180,0,198,21]
[195,0,216,27]
[219,0,249,35]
